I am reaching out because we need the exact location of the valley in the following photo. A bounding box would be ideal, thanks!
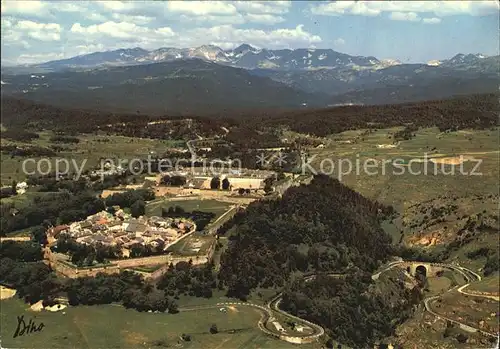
[1,4,499,348]
[1,94,498,348]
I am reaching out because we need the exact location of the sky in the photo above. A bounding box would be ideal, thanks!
[1,0,499,65]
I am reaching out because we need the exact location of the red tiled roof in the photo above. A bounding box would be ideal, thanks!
[49,225,69,237]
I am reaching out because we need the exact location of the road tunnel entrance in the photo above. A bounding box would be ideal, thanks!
[415,265,427,278]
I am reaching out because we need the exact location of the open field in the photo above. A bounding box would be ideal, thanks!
[0,298,322,349]
[166,232,215,256]
[146,198,232,219]
[309,127,499,210]
[467,275,500,294]
[0,189,67,208]
[431,290,499,335]
[1,131,184,185]
[390,306,497,349]
[425,274,455,296]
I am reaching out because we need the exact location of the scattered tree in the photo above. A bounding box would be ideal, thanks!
[130,200,146,218]
[456,333,468,344]
[210,177,220,190]
[210,324,218,334]
[31,225,48,245]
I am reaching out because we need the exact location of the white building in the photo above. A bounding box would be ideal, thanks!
[16,182,28,195]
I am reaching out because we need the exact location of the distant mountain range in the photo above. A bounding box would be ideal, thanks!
[5,43,496,74]
[252,59,499,95]
[0,60,332,114]
[6,44,383,73]
[1,44,498,111]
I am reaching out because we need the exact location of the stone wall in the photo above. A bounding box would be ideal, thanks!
[113,255,171,268]
[207,206,239,235]
[279,335,317,344]
[44,239,216,279]
[100,189,128,198]
[274,178,294,196]
[45,256,121,278]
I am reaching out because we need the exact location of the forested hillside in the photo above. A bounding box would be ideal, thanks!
[328,76,499,105]
[258,93,498,136]
[0,96,229,138]
[218,175,417,347]
[2,93,497,139]
[281,270,419,348]
[218,175,394,291]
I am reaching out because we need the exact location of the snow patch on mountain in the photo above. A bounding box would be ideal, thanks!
[379,59,402,66]
[28,44,492,74]
[427,60,441,66]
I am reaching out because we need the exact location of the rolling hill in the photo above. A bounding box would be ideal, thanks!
[1,59,331,114]
[2,50,498,113]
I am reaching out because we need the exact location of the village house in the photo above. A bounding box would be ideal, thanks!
[47,208,192,257]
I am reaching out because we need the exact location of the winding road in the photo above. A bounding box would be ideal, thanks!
[186,261,499,345]
[86,259,500,345]
[382,261,499,339]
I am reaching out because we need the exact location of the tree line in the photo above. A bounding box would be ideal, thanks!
[216,175,411,346]
[0,242,219,314]
[0,190,105,236]
[0,178,155,237]
[254,93,498,137]
[161,206,214,231]
[3,94,496,151]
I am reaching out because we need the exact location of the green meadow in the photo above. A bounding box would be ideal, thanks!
[1,131,184,185]
[0,297,323,349]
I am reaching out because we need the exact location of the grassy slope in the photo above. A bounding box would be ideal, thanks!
[311,126,498,265]
[146,199,231,219]
[0,297,320,349]
[307,127,499,348]
[309,127,498,209]
[1,126,497,348]
[1,131,184,185]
